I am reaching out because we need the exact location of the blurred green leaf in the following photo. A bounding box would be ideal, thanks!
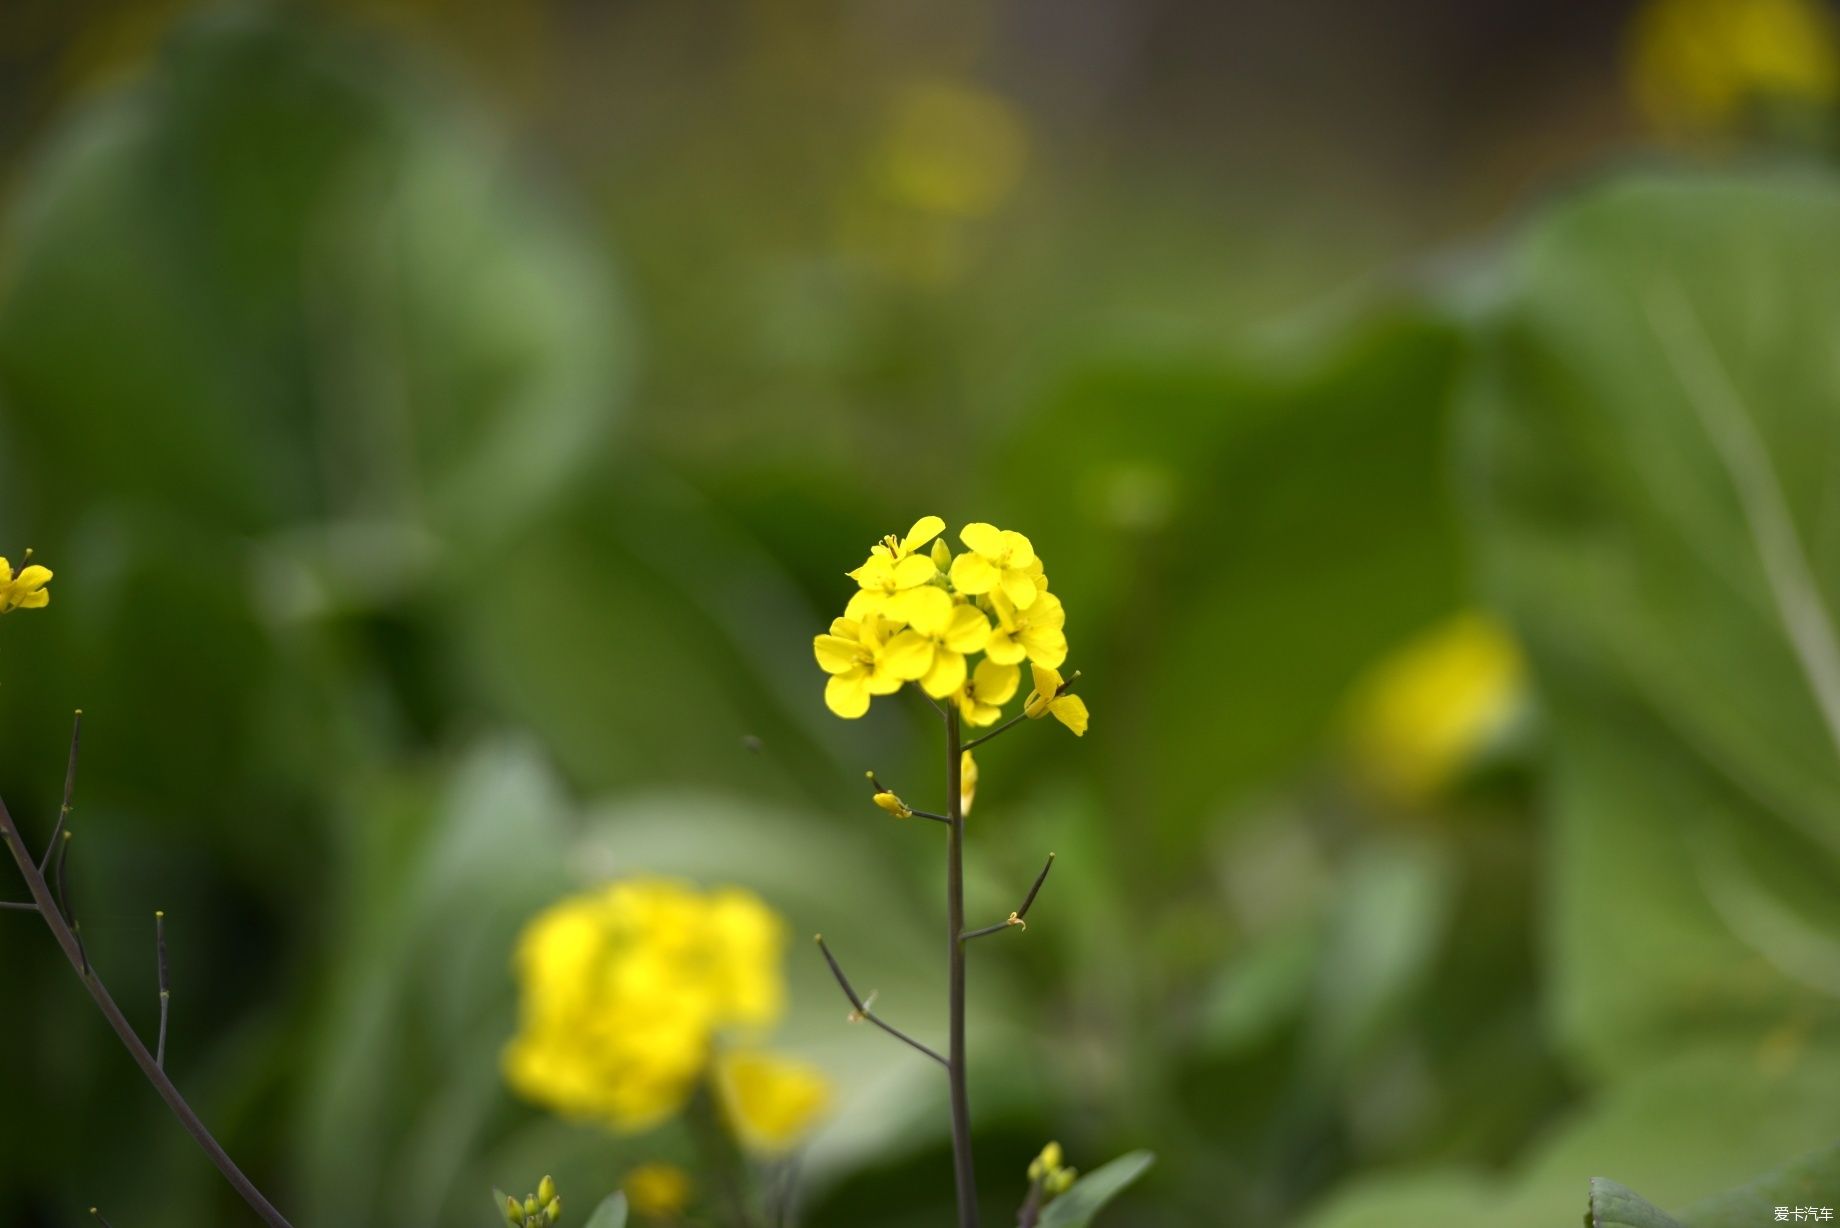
[582,1192,629,1228]
[1037,1150,1155,1228]
[1679,1140,1840,1226]
[1461,170,1840,1074]
[1590,1179,1685,1228]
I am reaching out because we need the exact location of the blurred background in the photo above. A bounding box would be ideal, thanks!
[2,0,1839,1224]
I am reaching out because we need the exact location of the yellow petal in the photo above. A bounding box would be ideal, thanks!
[16,564,51,587]
[896,584,953,635]
[814,634,865,674]
[921,648,967,698]
[974,658,1020,705]
[844,589,884,622]
[959,521,1004,557]
[943,603,990,653]
[960,749,978,816]
[849,555,895,589]
[902,515,946,552]
[717,1051,832,1154]
[825,672,871,717]
[997,529,1037,569]
[1050,694,1089,736]
[1020,627,1067,669]
[829,616,860,638]
[891,553,938,590]
[1030,662,1063,699]
[984,629,1026,666]
[1001,568,1039,610]
[878,629,935,681]
[949,551,999,594]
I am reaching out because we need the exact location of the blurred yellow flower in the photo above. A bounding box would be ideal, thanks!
[623,1163,691,1220]
[874,80,1028,219]
[1345,611,1526,803]
[1023,664,1088,736]
[503,879,786,1133]
[0,554,53,614]
[1628,0,1839,134]
[960,749,978,816]
[716,1050,832,1154]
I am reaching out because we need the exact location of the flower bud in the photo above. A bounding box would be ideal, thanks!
[537,1176,556,1205]
[872,791,913,819]
[505,1195,525,1226]
[544,1196,562,1223]
[1047,1167,1077,1196]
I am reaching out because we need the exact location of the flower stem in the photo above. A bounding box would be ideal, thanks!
[944,709,980,1228]
[0,795,292,1227]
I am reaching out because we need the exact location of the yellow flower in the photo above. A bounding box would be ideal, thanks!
[502,879,786,1133]
[813,613,934,718]
[898,585,992,697]
[1023,664,1088,736]
[0,555,53,614]
[872,790,913,818]
[948,522,1042,609]
[845,516,944,616]
[1345,611,1525,804]
[960,749,978,816]
[623,1163,691,1220]
[984,586,1066,669]
[716,1051,832,1154]
[954,657,1020,726]
[1628,0,1839,135]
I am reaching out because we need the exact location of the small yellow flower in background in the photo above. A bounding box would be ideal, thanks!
[960,750,978,816]
[0,553,53,614]
[949,522,1042,609]
[1628,0,1839,135]
[1027,1140,1077,1198]
[1023,665,1088,736]
[716,1050,832,1154]
[623,1163,691,1220]
[1345,611,1526,804]
[503,879,786,1133]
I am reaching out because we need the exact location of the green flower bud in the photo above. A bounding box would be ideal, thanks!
[537,1176,557,1205]
[505,1195,525,1226]
[544,1196,563,1223]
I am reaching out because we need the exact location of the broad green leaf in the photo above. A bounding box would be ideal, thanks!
[1589,1179,1685,1228]
[1680,1140,1840,1226]
[581,1192,629,1228]
[1460,170,1840,1074]
[1038,1150,1155,1228]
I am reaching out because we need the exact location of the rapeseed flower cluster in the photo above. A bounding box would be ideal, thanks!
[503,878,829,1149]
[813,517,1086,734]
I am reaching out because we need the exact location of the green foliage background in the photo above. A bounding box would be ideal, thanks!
[0,4,1836,1226]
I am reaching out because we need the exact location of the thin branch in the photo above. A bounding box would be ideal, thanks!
[0,899,37,912]
[961,853,1055,942]
[813,934,947,1067]
[38,710,81,873]
[89,1209,114,1228]
[155,910,170,1070]
[960,710,1027,752]
[0,795,293,1227]
[906,808,951,825]
[53,830,86,975]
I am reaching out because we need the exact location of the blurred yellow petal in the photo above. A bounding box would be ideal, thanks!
[623,1164,691,1219]
[975,658,1020,705]
[960,749,978,816]
[717,1051,832,1154]
[1049,694,1089,736]
[943,603,991,654]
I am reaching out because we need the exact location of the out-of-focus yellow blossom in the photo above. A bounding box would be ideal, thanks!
[1027,1141,1077,1198]
[960,750,978,816]
[1023,665,1088,736]
[1345,611,1526,803]
[872,790,913,818]
[813,613,933,718]
[1628,0,1839,135]
[874,80,1028,219]
[954,657,1020,726]
[0,554,53,613]
[716,1050,832,1154]
[949,522,1042,609]
[503,879,786,1133]
[623,1163,691,1220]
[985,586,1066,669]
[900,585,992,697]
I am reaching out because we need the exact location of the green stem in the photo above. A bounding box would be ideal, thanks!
[945,710,980,1228]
